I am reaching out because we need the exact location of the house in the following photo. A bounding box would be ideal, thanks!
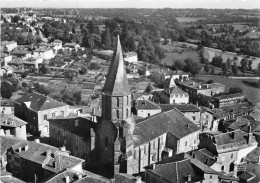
[0,65,14,77]
[14,92,69,136]
[198,129,258,175]
[0,114,27,140]
[245,147,260,182]
[220,102,253,120]
[212,93,245,108]
[161,79,189,104]
[43,168,110,183]
[145,154,220,183]
[6,138,85,182]
[160,104,201,126]
[0,99,14,114]
[95,36,200,178]
[63,43,80,51]
[200,106,214,131]
[176,80,225,100]
[33,48,55,60]
[93,49,113,60]
[124,52,138,63]
[48,116,96,168]
[1,41,17,52]
[10,50,31,59]
[133,99,161,118]
[1,53,12,65]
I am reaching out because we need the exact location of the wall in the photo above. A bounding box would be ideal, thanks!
[182,111,201,126]
[0,106,14,114]
[235,144,258,164]
[14,125,27,140]
[137,109,161,118]
[201,112,213,130]
[177,131,199,154]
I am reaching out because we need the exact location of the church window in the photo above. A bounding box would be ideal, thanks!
[126,109,129,118]
[117,97,120,107]
[127,96,129,106]
[144,145,147,155]
[117,110,120,119]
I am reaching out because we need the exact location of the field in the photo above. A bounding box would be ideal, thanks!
[160,43,201,66]
[176,17,203,23]
[197,75,260,109]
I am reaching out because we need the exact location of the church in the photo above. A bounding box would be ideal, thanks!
[96,36,200,178]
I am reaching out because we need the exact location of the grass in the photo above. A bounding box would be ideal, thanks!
[160,43,201,66]
[197,75,260,109]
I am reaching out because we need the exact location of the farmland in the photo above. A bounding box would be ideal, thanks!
[197,75,260,109]
[160,42,201,66]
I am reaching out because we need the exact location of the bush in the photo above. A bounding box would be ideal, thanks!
[229,87,243,94]
[22,82,27,88]
[1,81,14,99]
[79,66,87,74]
[88,62,100,70]
[207,80,214,84]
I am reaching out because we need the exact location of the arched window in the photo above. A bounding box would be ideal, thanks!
[134,150,137,159]
[144,145,147,155]
[127,96,129,106]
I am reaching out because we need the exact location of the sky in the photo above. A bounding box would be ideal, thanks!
[1,0,260,9]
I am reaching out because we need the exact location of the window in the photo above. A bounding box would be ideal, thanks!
[192,116,196,121]
[3,108,5,110]
[153,140,156,149]
[231,154,233,159]
[210,175,212,180]
[117,97,120,107]
[194,140,196,144]
[76,136,79,144]
[148,113,151,117]
[116,110,120,119]
[185,141,187,146]
[134,150,137,160]
[206,115,209,118]
[44,114,47,120]
[127,96,129,106]
[126,109,129,118]
[52,112,55,117]
[144,145,147,155]
[61,111,64,117]
[221,166,225,171]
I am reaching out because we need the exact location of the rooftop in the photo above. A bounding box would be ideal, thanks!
[246,146,260,164]
[163,86,188,95]
[1,114,27,127]
[135,100,161,110]
[160,104,200,112]
[15,92,68,111]
[214,93,245,101]
[0,136,23,156]
[133,108,200,146]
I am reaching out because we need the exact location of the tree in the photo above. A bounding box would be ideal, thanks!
[172,60,184,72]
[79,66,87,74]
[232,64,239,76]
[16,34,26,45]
[240,58,248,68]
[33,82,49,95]
[101,28,112,49]
[212,56,223,67]
[222,62,228,75]
[204,63,210,73]
[21,71,29,78]
[207,80,214,84]
[26,33,35,45]
[229,87,243,94]
[227,58,232,70]
[88,62,99,70]
[39,65,48,74]
[22,82,27,88]
[211,67,215,75]
[73,91,81,104]
[1,81,14,99]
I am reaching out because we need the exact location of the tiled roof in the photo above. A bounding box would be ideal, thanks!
[1,114,27,127]
[43,153,84,173]
[160,104,200,112]
[214,93,244,101]
[44,169,110,183]
[114,173,137,182]
[135,100,161,110]
[163,86,188,95]
[212,129,257,152]
[238,171,256,181]
[190,148,217,167]
[48,117,96,139]
[15,92,67,111]
[200,106,213,114]
[245,146,260,164]
[102,36,131,96]
[148,157,202,183]
[0,136,23,156]
[133,109,199,146]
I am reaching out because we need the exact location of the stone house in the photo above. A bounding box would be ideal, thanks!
[124,52,138,63]
[133,99,161,118]
[14,92,69,137]
[0,99,14,115]
[0,114,27,140]
[145,154,220,183]
[6,138,85,182]
[33,48,55,60]
[198,129,258,175]
[0,65,14,77]
[63,43,80,51]
[212,93,245,108]
[200,106,214,131]
[1,41,17,52]
[48,116,96,168]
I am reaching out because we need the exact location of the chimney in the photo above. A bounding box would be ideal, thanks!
[23,145,29,151]
[206,84,209,88]
[65,176,69,183]
[18,147,22,153]
[34,139,40,143]
[198,85,201,89]
[60,146,66,151]
[76,174,82,180]
[92,107,96,114]
[247,126,252,133]
[187,174,191,182]
[247,133,253,145]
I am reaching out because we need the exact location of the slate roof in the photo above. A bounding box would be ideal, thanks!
[135,100,161,110]
[212,129,257,153]
[48,117,96,139]
[245,146,260,164]
[160,104,200,112]
[44,169,110,183]
[133,109,200,146]
[147,157,202,183]
[102,36,131,96]
[0,136,23,156]
[1,113,27,127]
[15,92,67,111]
[190,148,217,166]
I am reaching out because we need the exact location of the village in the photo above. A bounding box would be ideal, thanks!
[1,7,260,183]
